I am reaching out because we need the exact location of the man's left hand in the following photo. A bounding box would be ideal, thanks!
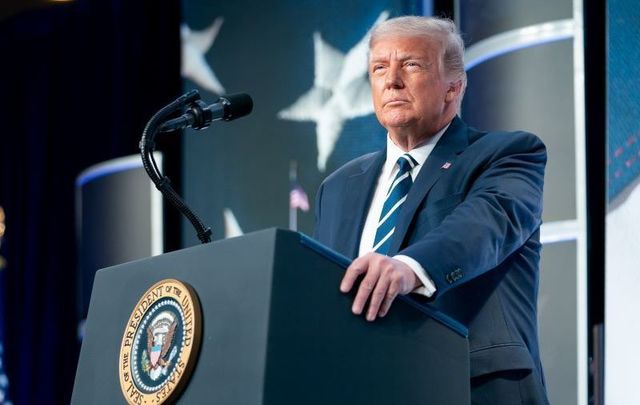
[340,252,421,321]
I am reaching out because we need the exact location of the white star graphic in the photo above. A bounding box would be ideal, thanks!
[223,208,244,238]
[181,17,226,95]
[278,11,389,172]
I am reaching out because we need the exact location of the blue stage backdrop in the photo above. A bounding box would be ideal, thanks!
[605,0,640,403]
[180,0,422,245]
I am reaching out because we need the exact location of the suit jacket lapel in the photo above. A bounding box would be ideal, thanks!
[388,117,469,255]
[335,150,386,258]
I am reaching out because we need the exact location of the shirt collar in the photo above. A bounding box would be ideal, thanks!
[384,122,451,178]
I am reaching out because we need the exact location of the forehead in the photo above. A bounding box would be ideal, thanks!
[369,35,443,60]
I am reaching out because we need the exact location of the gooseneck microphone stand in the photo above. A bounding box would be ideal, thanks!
[139,90,213,244]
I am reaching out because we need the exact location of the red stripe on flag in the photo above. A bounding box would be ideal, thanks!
[290,186,310,212]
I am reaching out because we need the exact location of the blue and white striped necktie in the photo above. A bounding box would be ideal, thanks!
[372,153,418,254]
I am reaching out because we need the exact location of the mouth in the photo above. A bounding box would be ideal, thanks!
[384,99,409,107]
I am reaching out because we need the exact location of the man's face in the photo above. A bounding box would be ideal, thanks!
[369,35,456,140]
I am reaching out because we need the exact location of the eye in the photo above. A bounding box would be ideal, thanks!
[371,64,386,73]
[404,61,421,68]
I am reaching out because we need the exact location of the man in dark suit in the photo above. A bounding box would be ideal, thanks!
[314,16,548,404]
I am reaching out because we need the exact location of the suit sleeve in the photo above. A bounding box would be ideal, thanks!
[398,132,546,297]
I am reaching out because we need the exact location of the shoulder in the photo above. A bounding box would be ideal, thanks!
[448,121,547,173]
[467,126,546,154]
[455,124,548,170]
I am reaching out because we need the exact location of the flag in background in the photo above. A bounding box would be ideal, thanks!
[290,186,310,213]
[289,161,309,231]
[290,159,310,213]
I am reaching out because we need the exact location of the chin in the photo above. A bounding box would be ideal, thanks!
[383,117,415,128]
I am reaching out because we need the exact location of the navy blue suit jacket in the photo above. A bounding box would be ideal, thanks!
[314,116,546,380]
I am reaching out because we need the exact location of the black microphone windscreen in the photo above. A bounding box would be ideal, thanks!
[221,93,253,121]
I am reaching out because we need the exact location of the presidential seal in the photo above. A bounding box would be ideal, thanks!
[119,279,202,405]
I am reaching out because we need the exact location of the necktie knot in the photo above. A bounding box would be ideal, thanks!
[397,153,417,175]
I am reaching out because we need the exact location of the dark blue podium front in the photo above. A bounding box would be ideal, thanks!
[72,228,469,404]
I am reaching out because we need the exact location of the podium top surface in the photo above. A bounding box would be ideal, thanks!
[297,231,468,337]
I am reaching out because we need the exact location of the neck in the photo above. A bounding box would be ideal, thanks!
[389,117,454,151]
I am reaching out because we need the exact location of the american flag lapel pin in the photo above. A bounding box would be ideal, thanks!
[441,161,452,169]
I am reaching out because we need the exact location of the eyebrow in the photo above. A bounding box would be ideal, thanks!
[369,54,429,64]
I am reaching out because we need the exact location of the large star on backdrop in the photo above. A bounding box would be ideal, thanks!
[278,11,389,172]
[181,17,226,95]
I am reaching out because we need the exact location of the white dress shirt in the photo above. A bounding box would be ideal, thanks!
[358,124,450,297]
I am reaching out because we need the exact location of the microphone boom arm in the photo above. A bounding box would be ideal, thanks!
[139,90,213,244]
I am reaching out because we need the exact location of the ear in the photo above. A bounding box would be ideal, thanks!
[445,80,463,103]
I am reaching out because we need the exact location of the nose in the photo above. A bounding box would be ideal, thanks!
[385,64,404,89]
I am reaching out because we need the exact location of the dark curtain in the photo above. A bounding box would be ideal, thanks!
[0,1,181,402]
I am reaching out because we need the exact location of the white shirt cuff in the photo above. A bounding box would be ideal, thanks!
[393,254,437,297]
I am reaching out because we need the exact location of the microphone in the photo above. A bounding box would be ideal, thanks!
[159,93,253,132]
